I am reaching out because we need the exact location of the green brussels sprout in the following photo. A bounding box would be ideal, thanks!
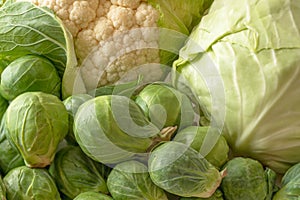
[74,191,113,200]
[180,189,224,200]
[220,157,270,200]
[49,145,109,199]
[107,160,168,200]
[135,83,195,130]
[3,166,61,200]
[6,92,69,168]
[74,95,173,165]
[173,126,229,168]
[148,141,224,198]
[0,55,61,100]
[0,112,24,174]
[63,94,93,145]
[0,175,6,200]
[273,162,300,199]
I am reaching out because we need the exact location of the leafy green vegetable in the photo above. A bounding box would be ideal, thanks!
[220,157,270,200]
[173,0,300,173]
[180,189,223,200]
[49,146,108,199]
[0,95,7,121]
[173,126,229,168]
[74,95,165,165]
[0,1,77,98]
[148,141,224,198]
[74,192,113,200]
[0,55,61,100]
[0,112,24,174]
[107,160,168,200]
[0,175,5,200]
[6,92,69,168]
[273,162,300,199]
[63,94,93,145]
[3,166,61,200]
[135,83,194,130]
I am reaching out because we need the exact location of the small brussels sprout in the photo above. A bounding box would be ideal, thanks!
[49,145,109,199]
[63,94,93,145]
[3,166,61,200]
[180,189,224,200]
[220,157,269,200]
[148,141,224,198]
[273,162,300,199]
[0,175,6,200]
[74,191,113,200]
[107,160,168,200]
[0,112,24,174]
[135,83,195,129]
[173,126,229,168]
[0,55,61,100]
[74,95,167,165]
[6,92,69,168]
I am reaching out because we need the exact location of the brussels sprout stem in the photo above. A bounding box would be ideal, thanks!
[147,126,177,152]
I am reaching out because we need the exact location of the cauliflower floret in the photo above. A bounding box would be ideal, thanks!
[110,0,141,9]
[19,0,162,91]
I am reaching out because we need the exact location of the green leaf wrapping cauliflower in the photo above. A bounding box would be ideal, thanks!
[5,92,69,168]
[15,0,213,96]
[173,0,300,173]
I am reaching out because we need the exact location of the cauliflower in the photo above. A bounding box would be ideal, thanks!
[16,0,212,95]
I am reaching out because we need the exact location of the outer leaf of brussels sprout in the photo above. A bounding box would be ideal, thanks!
[180,189,224,200]
[74,191,113,200]
[0,175,6,200]
[3,166,61,200]
[74,95,160,165]
[135,83,194,130]
[173,126,229,168]
[0,112,24,174]
[0,55,61,100]
[107,160,168,200]
[220,157,268,200]
[265,168,278,200]
[272,162,300,199]
[49,146,108,199]
[148,141,223,198]
[6,92,69,168]
[63,94,93,145]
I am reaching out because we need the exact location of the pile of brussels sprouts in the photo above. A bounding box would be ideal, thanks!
[0,55,299,200]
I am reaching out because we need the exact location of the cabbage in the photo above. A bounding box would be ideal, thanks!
[173,0,300,173]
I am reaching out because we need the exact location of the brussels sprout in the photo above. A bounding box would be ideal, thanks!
[74,191,113,200]
[3,166,61,200]
[220,157,269,200]
[135,83,195,130]
[107,160,168,200]
[0,112,24,174]
[180,189,224,200]
[173,126,229,168]
[6,92,69,168]
[74,95,173,165]
[63,94,93,145]
[148,141,224,198]
[0,55,61,100]
[0,175,6,200]
[273,162,300,199]
[49,145,109,199]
